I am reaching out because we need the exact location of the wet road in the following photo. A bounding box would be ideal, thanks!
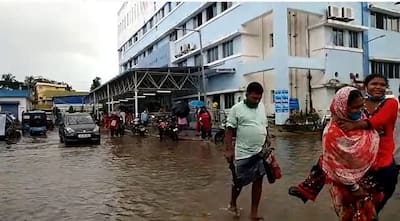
[0,129,399,221]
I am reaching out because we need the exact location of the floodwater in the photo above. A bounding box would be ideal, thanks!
[0,129,399,221]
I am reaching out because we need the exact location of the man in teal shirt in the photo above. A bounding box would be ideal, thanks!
[224,82,270,220]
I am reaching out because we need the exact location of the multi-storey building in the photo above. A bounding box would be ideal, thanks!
[117,1,400,124]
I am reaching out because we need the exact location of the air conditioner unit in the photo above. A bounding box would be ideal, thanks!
[342,7,354,21]
[180,44,188,54]
[327,5,341,19]
[186,43,196,52]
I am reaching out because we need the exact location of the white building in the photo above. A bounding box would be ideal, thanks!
[113,1,400,124]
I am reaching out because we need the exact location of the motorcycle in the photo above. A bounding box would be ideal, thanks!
[158,116,178,141]
[131,118,148,136]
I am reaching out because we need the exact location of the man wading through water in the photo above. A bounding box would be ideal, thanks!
[224,82,280,220]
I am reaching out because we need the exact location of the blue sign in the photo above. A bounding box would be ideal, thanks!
[274,90,289,113]
[289,98,300,111]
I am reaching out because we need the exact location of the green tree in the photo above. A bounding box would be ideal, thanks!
[24,76,35,87]
[1,73,24,89]
[90,77,101,91]
[2,73,16,83]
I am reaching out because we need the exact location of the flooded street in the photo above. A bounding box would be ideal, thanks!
[0,130,399,221]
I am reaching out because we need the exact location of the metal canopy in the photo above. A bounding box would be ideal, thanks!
[88,67,203,117]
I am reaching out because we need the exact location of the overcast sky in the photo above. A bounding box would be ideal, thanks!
[0,0,123,91]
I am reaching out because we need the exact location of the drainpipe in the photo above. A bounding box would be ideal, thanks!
[362,2,370,77]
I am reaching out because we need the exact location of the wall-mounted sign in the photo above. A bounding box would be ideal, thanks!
[274,90,289,113]
[289,98,299,111]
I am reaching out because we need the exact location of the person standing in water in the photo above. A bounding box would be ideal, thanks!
[224,82,272,220]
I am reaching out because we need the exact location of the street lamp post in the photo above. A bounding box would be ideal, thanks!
[174,27,207,103]
[367,34,385,43]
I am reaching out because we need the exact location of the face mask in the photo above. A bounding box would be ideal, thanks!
[348,111,362,121]
[365,92,385,102]
[244,99,259,109]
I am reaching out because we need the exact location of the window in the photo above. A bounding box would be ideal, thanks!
[332,28,344,46]
[225,93,235,108]
[388,63,394,78]
[206,3,217,21]
[376,12,384,29]
[371,61,400,79]
[169,30,177,41]
[269,33,274,47]
[194,54,202,66]
[160,7,165,18]
[221,2,232,12]
[222,40,233,57]
[143,51,146,58]
[181,23,187,35]
[193,13,202,28]
[371,11,400,31]
[349,31,359,48]
[128,38,132,47]
[133,34,138,42]
[149,18,153,29]
[148,46,153,54]
[271,90,275,103]
[207,46,219,63]
[133,57,138,65]
[167,2,172,12]
[370,12,376,28]
[392,17,399,32]
[143,25,147,35]
[177,59,187,67]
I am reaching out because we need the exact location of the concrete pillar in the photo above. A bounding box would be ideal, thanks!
[272,4,290,125]
[107,84,111,113]
[361,2,370,77]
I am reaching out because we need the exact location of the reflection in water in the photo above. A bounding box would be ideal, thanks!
[0,130,398,221]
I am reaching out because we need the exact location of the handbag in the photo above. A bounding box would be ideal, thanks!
[258,146,282,184]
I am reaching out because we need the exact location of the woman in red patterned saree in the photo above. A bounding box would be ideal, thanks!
[322,86,381,221]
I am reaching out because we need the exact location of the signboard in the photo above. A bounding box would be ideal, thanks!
[274,90,289,113]
[0,114,6,136]
[289,98,300,111]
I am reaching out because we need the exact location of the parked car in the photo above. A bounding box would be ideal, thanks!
[59,112,100,145]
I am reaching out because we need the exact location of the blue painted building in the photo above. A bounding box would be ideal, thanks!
[118,2,400,124]
[0,89,31,120]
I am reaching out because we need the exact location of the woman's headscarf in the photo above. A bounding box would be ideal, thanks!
[322,86,379,185]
